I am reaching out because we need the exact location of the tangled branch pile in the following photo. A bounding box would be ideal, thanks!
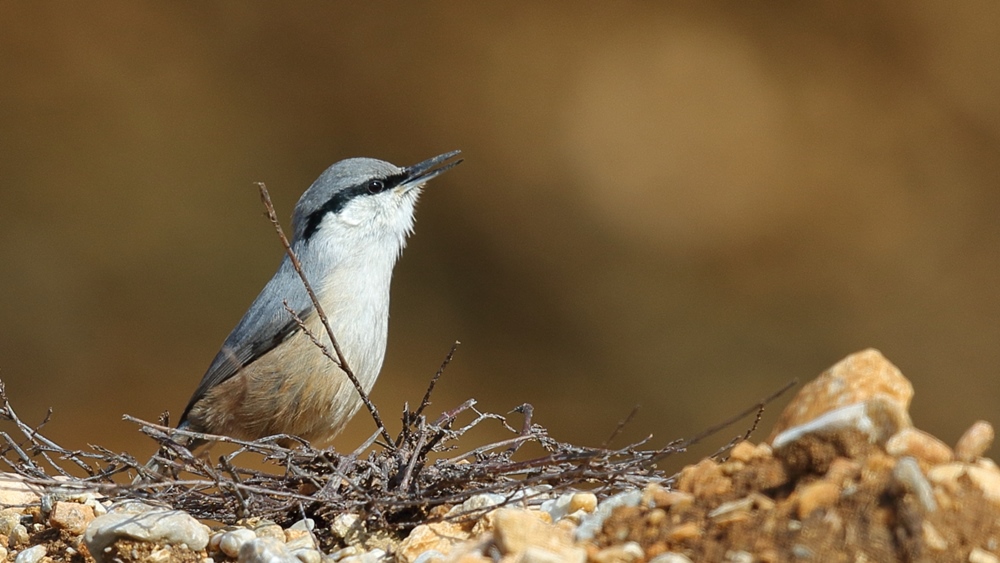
[0,375,767,548]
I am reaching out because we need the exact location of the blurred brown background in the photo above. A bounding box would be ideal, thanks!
[1,2,998,469]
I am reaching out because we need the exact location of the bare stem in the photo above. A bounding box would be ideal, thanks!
[256,182,393,447]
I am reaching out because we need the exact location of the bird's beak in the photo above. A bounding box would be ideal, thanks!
[400,150,463,190]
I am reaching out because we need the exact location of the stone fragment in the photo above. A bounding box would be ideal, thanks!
[290,548,321,563]
[13,544,46,563]
[772,399,904,474]
[707,496,753,519]
[492,508,584,562]
[238,537,298,563]
[48,501,96,535]
[769,349,913,442]
[0,474,41,509]
[575,490,642,541]
[795,481,838,519]
[648,554,694,563]
[675,459,732,498]
[727,441,758,463]
[892,457,936,512]
[955,421,995,463]
[0,510,22,535]
[970,547,1000,563]
[927,463,1000,505]
[885,428,953,465]
[397,520,469,563]
[665,522,701,543]
[9,523,30,547]
[921,521,947,551]
[83,501,210,563]
[218,528,256,558]
[591,541,643,563]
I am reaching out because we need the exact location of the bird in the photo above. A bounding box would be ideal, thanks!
[174,150,462,450]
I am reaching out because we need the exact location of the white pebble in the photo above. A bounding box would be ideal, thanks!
[575,489,642,541]
[649,553,694,563]
[14,544,46,563]
[84,501,210,563]
[220,528,258,558]
[238,537,299,563]
[291,548,322,563]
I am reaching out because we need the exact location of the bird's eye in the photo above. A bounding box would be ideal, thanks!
[367,179,386,194]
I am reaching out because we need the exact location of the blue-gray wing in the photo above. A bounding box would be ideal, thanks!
[178,258,314,424]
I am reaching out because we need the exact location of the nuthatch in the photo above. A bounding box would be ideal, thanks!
[176,150,462,448]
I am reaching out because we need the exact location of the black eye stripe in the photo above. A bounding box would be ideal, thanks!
[303,172,408,240]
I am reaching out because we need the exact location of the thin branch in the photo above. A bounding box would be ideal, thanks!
[257,182,393,446]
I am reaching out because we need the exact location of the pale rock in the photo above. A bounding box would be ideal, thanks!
[410,550,445,563]
[48,501,96,535]
[575,489,642,541]
[769,349,913,442]
[0,510,22,535]
[254,523,286,542]
[338,547,388,563]
[0,474,41,509]
[725,551,754,563]
[238,536,298,563]
[955,421,995,463]
[397,521,469,563]
[539,491,598,524]
[330,513,363,541]
[892,457,936,512]
[928,463,1000,505]
[84,501,210,563]
[648,554,694,563]
[14,544,46,563]
[666,522,701,543]
[727,441,759,463]
[970,547,1000,563]
[492,508,577,559]
[885,428,953,465]
[591,541,644,563]
[9,523,30,546]
[795,481,839,519]
[446,494,505,518]
[921,521,947,551]
[284,530,315,552]
[290,548,321,563]
[219,528,257,558]
[707,496,754,519]
[772,399,908,452]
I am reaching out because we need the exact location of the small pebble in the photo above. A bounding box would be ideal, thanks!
[795,481,839,519]
[575,489,642,541]
[254,524,286,542]
[219,528,257,558]
[48,501,96,535]
[9,523,30,547]
[14,544,46,563]
[970,547,1000,563]
[291,548,322,563]
[649,554,694,563]
[238,537,298,563]
[922,521,947,551]
[0,511,22,536]
[956,421,995,463]
[892,457,936,512]
[592,542,643,563]
[84,501,210,563]
[885,428,953,465]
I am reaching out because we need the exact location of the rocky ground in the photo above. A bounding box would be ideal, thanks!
[1,348,998,562]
